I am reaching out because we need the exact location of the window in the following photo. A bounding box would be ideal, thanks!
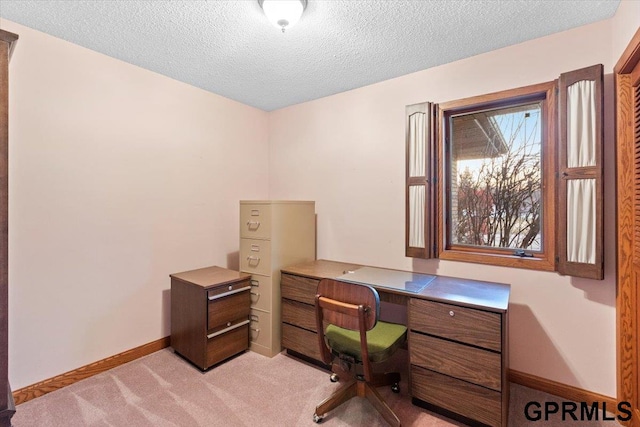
[449,102,543,252]
[439,83,556,271]
[406,65,604,278]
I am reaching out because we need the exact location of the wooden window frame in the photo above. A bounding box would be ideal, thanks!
[405,66,603,277]
[437,82,557,271]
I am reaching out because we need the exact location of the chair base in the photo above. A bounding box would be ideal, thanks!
[314,372,401,427]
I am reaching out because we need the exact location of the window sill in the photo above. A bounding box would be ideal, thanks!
[438,249,556,272]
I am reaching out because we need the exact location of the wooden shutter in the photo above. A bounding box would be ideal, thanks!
[406,102,437,258]
[557,64,604,279]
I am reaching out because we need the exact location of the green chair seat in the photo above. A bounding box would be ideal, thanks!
[325,321,407,363]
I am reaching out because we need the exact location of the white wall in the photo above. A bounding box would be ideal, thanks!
[611,0,640,64]
[269,18,618,397]
[2,19,270,390]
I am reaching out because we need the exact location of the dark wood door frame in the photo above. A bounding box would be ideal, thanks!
[0,29,18,427]
[616,26,640,426]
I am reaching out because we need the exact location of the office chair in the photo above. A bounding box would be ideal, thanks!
[313,278,407,426]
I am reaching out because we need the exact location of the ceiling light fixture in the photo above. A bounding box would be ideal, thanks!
[258,0,307,33]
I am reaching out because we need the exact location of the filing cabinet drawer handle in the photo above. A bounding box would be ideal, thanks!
[251,327,260,332]
[207,319,250,339]
[246,256,260,264]
[251,291,260,297]
[246,220,261,230]
[207,286,251,301]
[250,280,260,287]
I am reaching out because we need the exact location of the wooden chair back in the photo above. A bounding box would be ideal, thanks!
[315,278,380,378]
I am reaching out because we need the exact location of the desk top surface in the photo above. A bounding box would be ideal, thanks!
[281,259,510,312]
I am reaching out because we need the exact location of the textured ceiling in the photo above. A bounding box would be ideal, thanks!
[0,0,620,111]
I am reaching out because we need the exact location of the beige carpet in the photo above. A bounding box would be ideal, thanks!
[12,348,620,426]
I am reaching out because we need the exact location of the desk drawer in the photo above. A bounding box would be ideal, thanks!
[282,323,323,362]
[206,321,248,367]
[281,273,319,305]
[249,275,272,312]
[240,203,271,239]
[207,286,251,331]
[410,332,501,391]
[409,299,501,351]
[240,239,272,276]
[282,299,317,332]
[412,365,502,427]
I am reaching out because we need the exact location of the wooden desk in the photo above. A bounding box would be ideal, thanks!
[280,259,510,427]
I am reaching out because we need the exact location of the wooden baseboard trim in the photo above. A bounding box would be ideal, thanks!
[11,345,617,409]
[509,369,617,409]
[13,336,170,405]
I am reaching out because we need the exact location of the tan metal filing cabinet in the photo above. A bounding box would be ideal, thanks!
[240,200,316,357]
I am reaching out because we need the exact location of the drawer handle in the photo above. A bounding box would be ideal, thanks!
[251,291,260,297]
[250,280,260,287]
[247,256,260,265]
[251,327,260,332]
[207,319,250,339]
[449,310,455,317]
[250,314,259,322]
[208,286,251,301]
[246,220,260,230]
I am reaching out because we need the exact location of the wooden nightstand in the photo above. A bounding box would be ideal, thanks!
[170,266,251,370]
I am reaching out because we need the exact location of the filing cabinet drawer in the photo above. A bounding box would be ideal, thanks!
[240,203,272,239]
[412,365,502,427]
[410,331,501,391]
[240,239,272,276]
[207,287,251,331]
[282,323,323,363]
[206,322,249,367]
[249,275,272,312]
[282,299,317,332]
[409,298,501,351]
[249,309,272,349]
[281,273,319,305]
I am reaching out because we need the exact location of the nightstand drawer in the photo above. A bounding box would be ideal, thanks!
[410,331,501,391]
[207,287,251,331]
[240,203,271,239]
[282,298,317,332]
[206,279,251,299]
[206,322,249,367]
[240,239,272,276]
[249,275,272,312]
[412,365,502,427]
[409,299,501,351]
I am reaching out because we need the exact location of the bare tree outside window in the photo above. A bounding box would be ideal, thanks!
[449,102,542,252]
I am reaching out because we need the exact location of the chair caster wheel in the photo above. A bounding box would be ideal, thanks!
[391,383,400,393]
[330,373,339,383]
[313,413,323,423]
